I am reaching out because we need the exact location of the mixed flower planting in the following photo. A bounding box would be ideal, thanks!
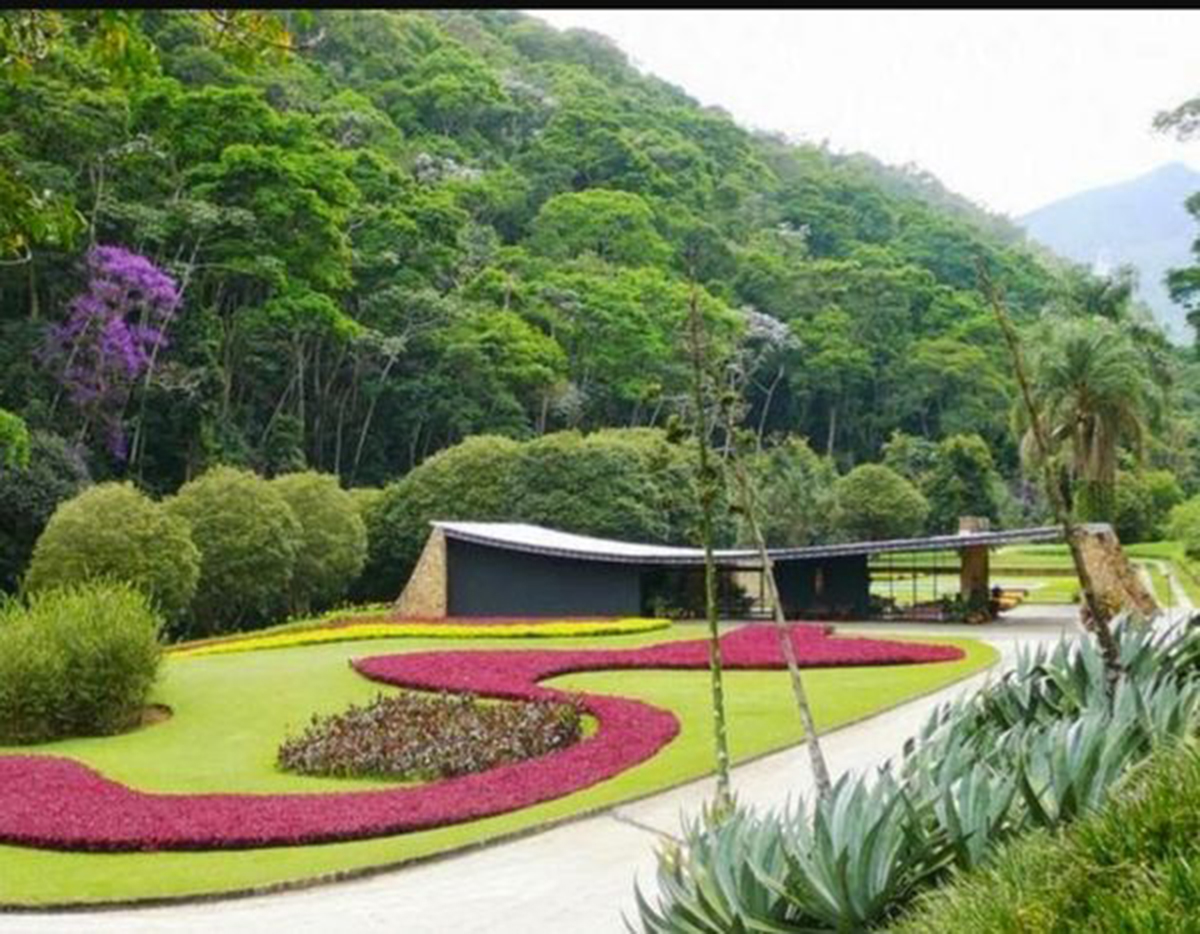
[0,624,962,852]
[172,615,670,657]
[277,692,583,781]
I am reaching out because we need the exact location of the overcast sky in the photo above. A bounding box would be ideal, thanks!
[531,10,1200,217]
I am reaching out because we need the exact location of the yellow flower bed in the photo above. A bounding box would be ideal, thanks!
[173,617,670,658]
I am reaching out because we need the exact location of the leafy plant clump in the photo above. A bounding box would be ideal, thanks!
[277,691,583,781]
[0,582,163,744]
[632,616,1199,933]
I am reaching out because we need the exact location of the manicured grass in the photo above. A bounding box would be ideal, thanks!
[0,627,995,906]
[891,741,1200,933]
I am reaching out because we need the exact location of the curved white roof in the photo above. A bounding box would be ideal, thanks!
[433,521,1076,566]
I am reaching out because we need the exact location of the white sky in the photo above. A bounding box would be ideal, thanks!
[531,10,1200,217]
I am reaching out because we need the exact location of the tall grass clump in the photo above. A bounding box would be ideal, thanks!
[0,582,163,744]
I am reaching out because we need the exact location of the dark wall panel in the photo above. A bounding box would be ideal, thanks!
[447,539,642,617]
[774,555,870,619]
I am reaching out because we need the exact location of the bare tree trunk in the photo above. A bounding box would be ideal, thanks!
[979,263,1122,687]
[825,402,838,458]
[351,351,398,484]
[723,401,834,800]
[686,285,734,816]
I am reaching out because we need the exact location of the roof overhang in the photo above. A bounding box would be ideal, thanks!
[433,521,1091,567]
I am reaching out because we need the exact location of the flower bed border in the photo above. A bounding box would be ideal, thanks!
[171,617,671,658]
[0,625,962,853]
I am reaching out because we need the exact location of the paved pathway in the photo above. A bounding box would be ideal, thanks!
[2,615,1079,934]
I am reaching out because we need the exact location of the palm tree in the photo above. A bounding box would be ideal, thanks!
[1019,317,1157,522]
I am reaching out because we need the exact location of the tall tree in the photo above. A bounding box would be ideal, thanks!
[1018,316,1155,522]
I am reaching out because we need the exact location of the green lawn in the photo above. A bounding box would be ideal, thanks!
[0,627,996,907]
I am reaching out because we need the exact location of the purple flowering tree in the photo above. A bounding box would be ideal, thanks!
[43,245,182,460]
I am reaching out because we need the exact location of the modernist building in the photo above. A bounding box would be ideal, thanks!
[394,520,1080,619]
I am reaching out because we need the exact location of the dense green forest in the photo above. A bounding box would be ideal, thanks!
[2,9,1199,595]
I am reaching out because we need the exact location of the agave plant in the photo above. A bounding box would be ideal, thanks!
[631,613,1200,934]
[1014,712,1145,827]
[752,773,955,931]
[629,807,788,934]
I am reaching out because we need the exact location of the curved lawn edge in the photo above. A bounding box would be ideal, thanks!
[0,625,961,853]
[0,634,997,910]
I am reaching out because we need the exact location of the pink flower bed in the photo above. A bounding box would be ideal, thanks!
[0,625,961,852]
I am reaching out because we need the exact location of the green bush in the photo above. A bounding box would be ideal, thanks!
[1167,495,1200,558]
[0,582,163,744]
[270,472,367,613]
[24,483,200,624]
[0,431,91,592]
[362,429,718,601]
[832,463,929,541]
[362,435,524,600]
[1115,469,1184,543]
[746,436,837,546]
[166,466,301,635]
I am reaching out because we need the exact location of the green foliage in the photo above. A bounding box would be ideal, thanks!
[743,436,836,546]
[529,188,670,266]
[166,466,301,635]
[363,428,717,600]
[0,406,30,469]
[0,8,1103,503]
[1167,494,1200,558]
[924,434,1003,533]
[363,435,521,599]
[24,482,199,624]
[1020,316,1157,523]
[832,463,929,541]
[0,581,162,744]
[270,471,367,614]
[0,431,90,593]
[1113,468,1183,543]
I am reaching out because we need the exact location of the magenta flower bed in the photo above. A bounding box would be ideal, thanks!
[0,625,961,852]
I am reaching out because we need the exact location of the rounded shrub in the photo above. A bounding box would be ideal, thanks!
[0,430,91,592]
[166,466,301,635]
[270,472,367,614]
[363,435,522,600]
[832,463,929,542]
[0,581,163,744]
[1167,495,1200,558]
[24,482,200,624]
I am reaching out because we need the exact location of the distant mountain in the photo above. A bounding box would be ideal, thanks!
[1020,162,1200,342]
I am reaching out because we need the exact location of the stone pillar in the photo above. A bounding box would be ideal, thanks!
[960,545,990,611]
[394,527,448,618]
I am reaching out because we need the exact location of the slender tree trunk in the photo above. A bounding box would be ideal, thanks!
[979,264,1122,687]
[686,285,734,816]
[825,402,838,458]
[351,351,398,484]
[723,401,834,800]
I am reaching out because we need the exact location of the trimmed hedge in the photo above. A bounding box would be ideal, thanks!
[24,482,199,624]
[0,582,163,744]
[270,472,367,614]
[166,466,301,636]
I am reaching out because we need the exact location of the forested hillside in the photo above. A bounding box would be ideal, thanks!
[1,10,1197,569]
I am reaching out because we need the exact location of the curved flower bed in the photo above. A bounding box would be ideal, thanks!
[0,625,962,852]
[172,617,670,658]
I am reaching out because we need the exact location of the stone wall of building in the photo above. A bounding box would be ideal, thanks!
[394,527,448,617]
